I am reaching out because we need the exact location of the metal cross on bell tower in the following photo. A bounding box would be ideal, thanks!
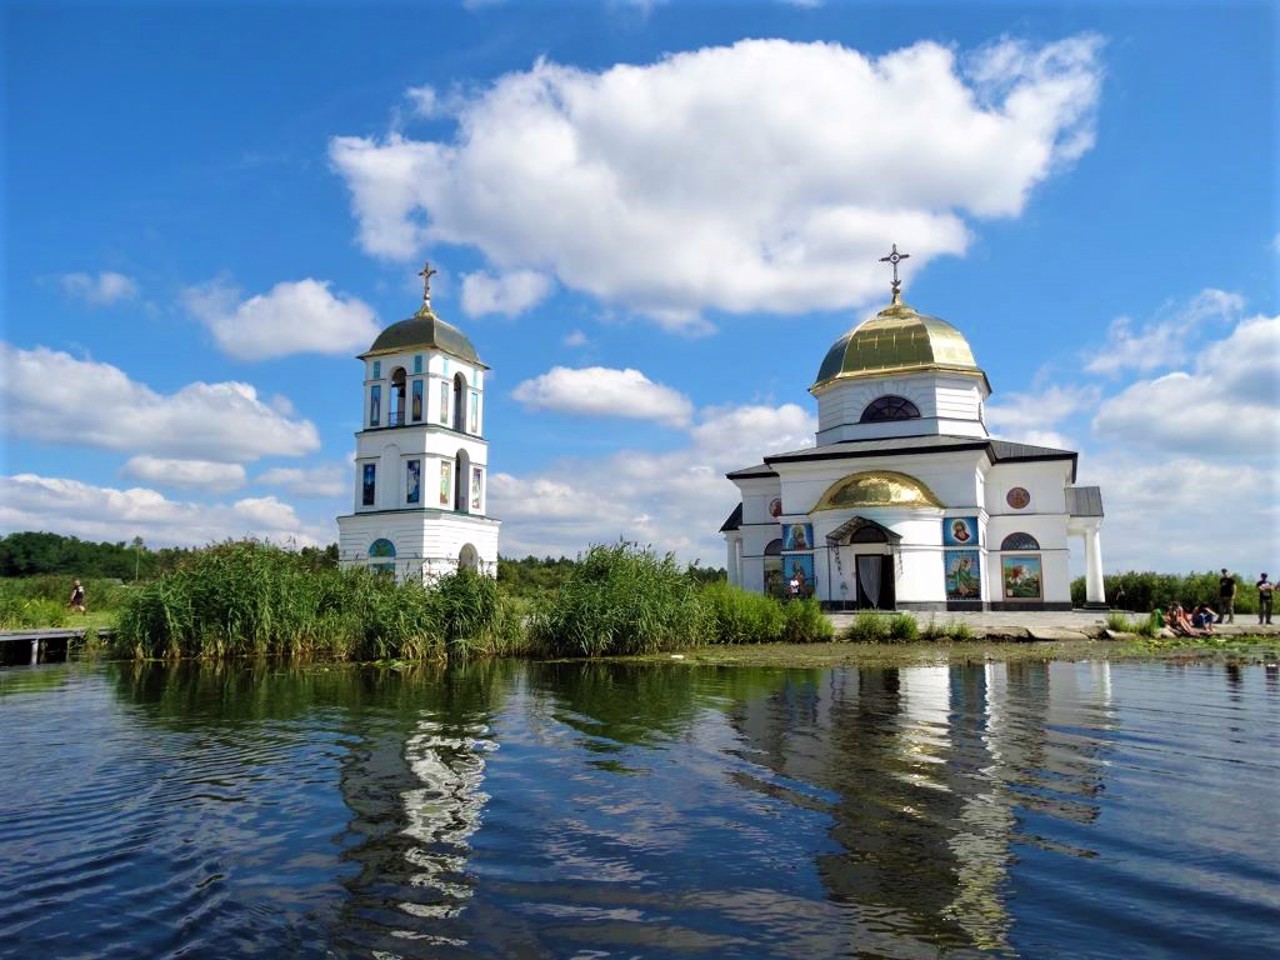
[417,260,438,313]
[879,244,910,303]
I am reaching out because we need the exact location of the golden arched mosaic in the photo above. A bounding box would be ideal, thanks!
[812,470,943,511]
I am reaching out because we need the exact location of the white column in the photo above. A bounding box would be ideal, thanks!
[1084,525,1104,604]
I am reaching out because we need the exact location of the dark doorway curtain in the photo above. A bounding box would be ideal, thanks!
[855,554,896,610]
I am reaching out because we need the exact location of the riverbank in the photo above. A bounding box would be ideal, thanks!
[624,610,1280,669]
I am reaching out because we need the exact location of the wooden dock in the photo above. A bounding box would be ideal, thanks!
[0,627,111,665]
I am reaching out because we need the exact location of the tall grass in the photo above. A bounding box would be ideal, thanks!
[113,541,459,661]
[0,575,128,628]
[528,543,706,657]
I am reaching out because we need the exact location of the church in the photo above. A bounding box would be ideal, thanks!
[337,265,499,582]
[720,247,1105,611]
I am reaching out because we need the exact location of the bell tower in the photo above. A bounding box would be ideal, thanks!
[336,263,500,581]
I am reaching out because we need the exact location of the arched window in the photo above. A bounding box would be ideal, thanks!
[764,538,783,556]
[1000,532,1041,551]
[453,373,467,432]
[860,395,921,423]
[368,538,396,577]
[389,368,407,426]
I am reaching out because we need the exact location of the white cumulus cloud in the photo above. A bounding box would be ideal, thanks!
[121,456,247,493]
[330,34,1102,327]
[1092,312,1280,456]
[0,343,320,462]
[512,366,694,426]
[182,277,381,360]
[489,400,816,561]
[256,465,349,498]
[1083,288,1244,377]
[461,269,553,317]
[58,271,138,306]
[0,474,332,549]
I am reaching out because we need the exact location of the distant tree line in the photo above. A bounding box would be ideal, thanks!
[1072,570,1268,614]
[0,532,727,597]
[0,531,338,580]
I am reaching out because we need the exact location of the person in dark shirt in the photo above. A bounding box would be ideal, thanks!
[1257,573,1274,626]
[1217,569,1236,624]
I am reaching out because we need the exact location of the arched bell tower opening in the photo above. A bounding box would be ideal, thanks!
[453,373,467,432]
[454,448,471,514]
[390,367,407,426]
[338,261,500,584]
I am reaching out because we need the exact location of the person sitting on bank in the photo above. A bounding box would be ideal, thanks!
[69,579,86,614]
[1167,603,1204,637]
[1192,604,1217,633]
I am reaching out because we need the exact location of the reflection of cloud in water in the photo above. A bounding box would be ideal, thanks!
[395,720,494,928]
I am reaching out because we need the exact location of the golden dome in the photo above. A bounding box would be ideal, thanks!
[812,470,944,511]
[812,295,983,391]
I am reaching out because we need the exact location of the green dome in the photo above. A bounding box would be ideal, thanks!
[813,297,981,390]
[361,307,481,365]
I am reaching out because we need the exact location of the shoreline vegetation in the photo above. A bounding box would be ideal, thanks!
[1,539,1275,666]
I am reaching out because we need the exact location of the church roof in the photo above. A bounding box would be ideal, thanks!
[719,503,743,532]
[727,435,1078,481]
[360,308,484,366]
[812,295,988,393]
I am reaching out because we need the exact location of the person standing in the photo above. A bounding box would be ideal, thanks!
[1217,568,1237,623]
[1257,573,1274,625]
[69,579,86,614]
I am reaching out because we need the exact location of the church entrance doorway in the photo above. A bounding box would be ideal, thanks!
[825,516,900,611]
[853,553,896,610]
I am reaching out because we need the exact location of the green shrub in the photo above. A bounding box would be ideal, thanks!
[842,610,889,643]
[948,619,975,641]
[886,613,920,642]
[0,596,69,629]
[1105,612,1132,633]
[527,543,706,657]
[699,581,784,644]
[780,598,834,644]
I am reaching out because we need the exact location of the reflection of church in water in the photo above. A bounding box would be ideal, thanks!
[735,661,1113,954]
[721,246,1105,610]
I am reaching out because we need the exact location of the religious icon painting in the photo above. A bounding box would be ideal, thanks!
[763,556,784,598]
[785,553,815,599]
[406,459,420,504]
[1002,555,1043,600]
[783,523,813,552]
[362,463,376,506]
[1006,487,1031,510]
[411,380,423,422]
[469,391,479,434]
[945,550,981,600]
[943,516,977,546]
[439,461,452,506]
[471,467,483,510]
[439,381,450,424]
[369,385,381,427]
[768,497,783,518]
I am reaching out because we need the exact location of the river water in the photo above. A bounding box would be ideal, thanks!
[1,657,1277,959]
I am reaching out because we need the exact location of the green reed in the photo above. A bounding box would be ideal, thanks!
[528,542,707,657]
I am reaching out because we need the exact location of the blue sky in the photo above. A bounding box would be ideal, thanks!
[2,1,1276,577]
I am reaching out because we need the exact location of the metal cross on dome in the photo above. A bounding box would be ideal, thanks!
[878,244,910,298]
[418,260,438,309]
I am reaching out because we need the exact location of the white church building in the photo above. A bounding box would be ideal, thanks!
[337,264,499,582]
[721,247,1105,612]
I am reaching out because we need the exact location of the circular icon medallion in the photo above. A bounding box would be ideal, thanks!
[768,498,783,518]
[1006,487,1031,510]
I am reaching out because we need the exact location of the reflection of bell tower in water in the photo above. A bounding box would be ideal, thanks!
[337,263,500,582]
